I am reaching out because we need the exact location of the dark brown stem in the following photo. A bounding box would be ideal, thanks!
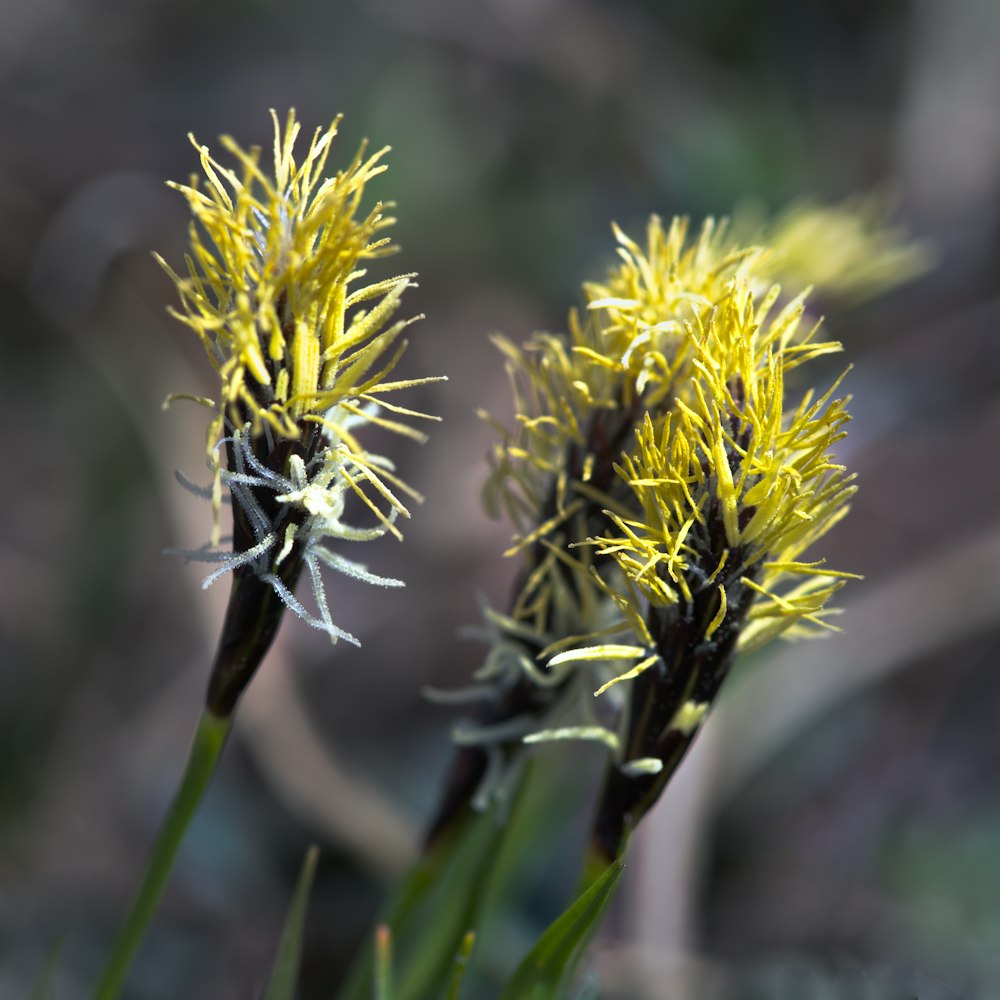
[205,419,309,718]
[205,553,303,717]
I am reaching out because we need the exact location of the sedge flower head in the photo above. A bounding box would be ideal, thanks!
[472,212,872,786]
[446,203,922,834]
[584,280,858,691]
[158,109,435,535]
[160,110,440,653]
[453,219,780,792]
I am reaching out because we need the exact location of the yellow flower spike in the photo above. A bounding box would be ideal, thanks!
[445,206,899,829]
[162,111,439,650]
[591,267,856,660]
[161,111,424,493]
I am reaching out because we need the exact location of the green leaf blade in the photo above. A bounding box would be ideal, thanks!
[499,859,624,1000]
[262,844,320,1000]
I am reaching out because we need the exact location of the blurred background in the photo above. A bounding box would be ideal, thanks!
[2,0,999,997]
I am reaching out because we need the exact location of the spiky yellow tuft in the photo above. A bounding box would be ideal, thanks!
[591,278,859,676]
[159,110,437,533]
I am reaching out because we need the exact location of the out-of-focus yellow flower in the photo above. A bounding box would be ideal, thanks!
[742,194,930,301]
